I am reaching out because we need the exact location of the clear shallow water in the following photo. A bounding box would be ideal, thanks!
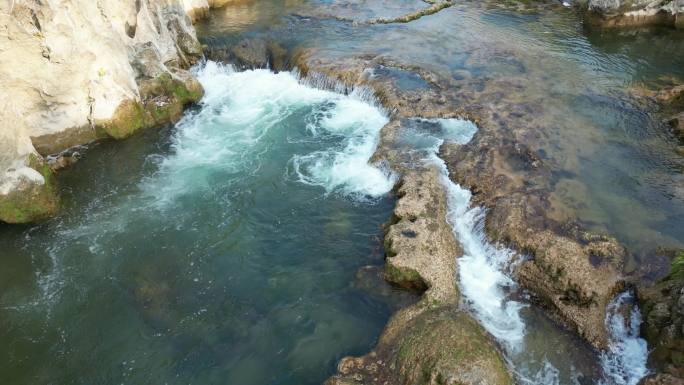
[1,2,681,384]
[197,0,684,258]
[397,118,648,385]
[0,62,397,385]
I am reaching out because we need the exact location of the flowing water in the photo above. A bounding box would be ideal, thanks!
[198,0,684,260]
[0,62,398,385]
[2,1,683,384]
[397,118,649,385]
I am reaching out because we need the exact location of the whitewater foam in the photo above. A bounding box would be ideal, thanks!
[142,61,395,205]
[291,96,395,199]
[600,292,649,385]
[414,118,648,385]
[417,118,526,350]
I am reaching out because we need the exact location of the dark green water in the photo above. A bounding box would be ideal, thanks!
[0,64,399,385]
[2,1,684,384]
[198,0,684,260]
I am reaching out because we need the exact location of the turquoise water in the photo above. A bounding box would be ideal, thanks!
[198,0,684,257]
[0,63,399,385]
[2,1,684,384]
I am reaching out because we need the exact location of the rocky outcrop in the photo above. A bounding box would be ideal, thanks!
[326,305,513,385]
[383,169,461,302]
[289,53,512,385]
[295,49,628,350]
[441,98,627,349]
[587,0,684,27]
[183,0,233,21]
[327,169,512,385]
[638,251,684,380]
[0,0,211,223]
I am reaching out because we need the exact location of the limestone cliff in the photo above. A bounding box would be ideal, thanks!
[0,0,218,223]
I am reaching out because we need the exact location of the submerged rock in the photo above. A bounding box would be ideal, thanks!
[0,0,209,223]
[326,305,512,385]
[632,81,684,149]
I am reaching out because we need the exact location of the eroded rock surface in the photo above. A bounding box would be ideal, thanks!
[327,168,512,385]
[440,84,626,349]
[296,49,628,350]
[0,0,212,222]
[638,251,684,380]
[384,169,461,303]
[587,0,684,27]
[326,305,512,385]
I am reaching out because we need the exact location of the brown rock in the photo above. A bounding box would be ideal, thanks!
[384,168,461,303]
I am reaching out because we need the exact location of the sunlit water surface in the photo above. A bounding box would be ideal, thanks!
[0,62,398,385]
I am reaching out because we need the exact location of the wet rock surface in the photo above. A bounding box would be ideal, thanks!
[0,0,210,223]
[326,306,512,385]
[204,38,289,71]
[293,49,629,349]
[640,373,684,385]
[327,167,512,385]
[440,87,627,348]
[383,168,461,303]
[638,251,684,380]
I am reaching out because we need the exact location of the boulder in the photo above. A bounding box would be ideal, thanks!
[327,167,512,385]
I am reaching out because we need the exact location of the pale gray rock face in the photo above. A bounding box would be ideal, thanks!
[588,0,684,20]
[0,0,212,222]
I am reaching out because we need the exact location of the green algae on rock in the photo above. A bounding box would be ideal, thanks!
[99,73,204,140]
[327,165,511,385]
[394,307,513,385]
[638,251,684,380]
[0,154,59,224]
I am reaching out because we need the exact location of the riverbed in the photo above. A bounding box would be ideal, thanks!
[1,1,683,384]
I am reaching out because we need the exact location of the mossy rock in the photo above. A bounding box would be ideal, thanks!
[638,251,684,378]
[139,73,204,104]
[99,99,146,139]
[669,251,684,281]
[99,73,204,140]
[385,261,428,292]
[0,154,59,224]
[327,305,513,385]
[394,307,513,385]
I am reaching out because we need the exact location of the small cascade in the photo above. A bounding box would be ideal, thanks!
[403,117,650,385]
[600,291,650,385]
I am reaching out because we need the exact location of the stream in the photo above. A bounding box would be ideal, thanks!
[2,0,684,384]
[0,63,397,385]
